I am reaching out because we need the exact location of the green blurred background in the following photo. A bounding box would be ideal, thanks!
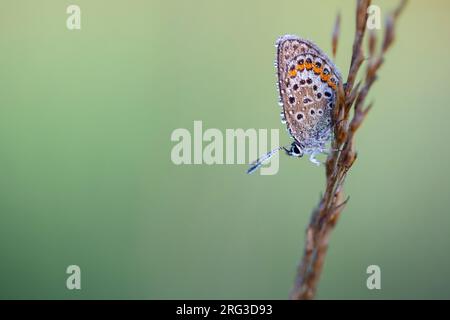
[0,0,449,299]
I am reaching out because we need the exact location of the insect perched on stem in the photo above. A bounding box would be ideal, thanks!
[247,35,342,174]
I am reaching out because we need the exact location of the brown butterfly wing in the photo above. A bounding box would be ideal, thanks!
[276,36,341,148]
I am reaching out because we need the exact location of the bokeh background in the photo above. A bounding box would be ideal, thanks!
[1,0,449,299]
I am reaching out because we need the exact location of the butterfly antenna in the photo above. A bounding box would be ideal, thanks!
[246,146,283,174]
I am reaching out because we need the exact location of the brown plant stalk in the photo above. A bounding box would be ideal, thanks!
[289,0,407,300]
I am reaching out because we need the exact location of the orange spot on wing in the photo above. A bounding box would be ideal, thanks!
[320,73,330,82]
[313,66,322,74]
[288,69,297,77]
[328,81,337,90]
[296,63,305,71]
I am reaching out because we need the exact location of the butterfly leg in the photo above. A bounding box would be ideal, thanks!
[324,147,343,154]
[309,152,321,166]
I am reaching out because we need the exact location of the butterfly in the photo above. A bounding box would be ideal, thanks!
[247,35,342,174]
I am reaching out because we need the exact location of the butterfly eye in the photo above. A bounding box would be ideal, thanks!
[289,144,303,157]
